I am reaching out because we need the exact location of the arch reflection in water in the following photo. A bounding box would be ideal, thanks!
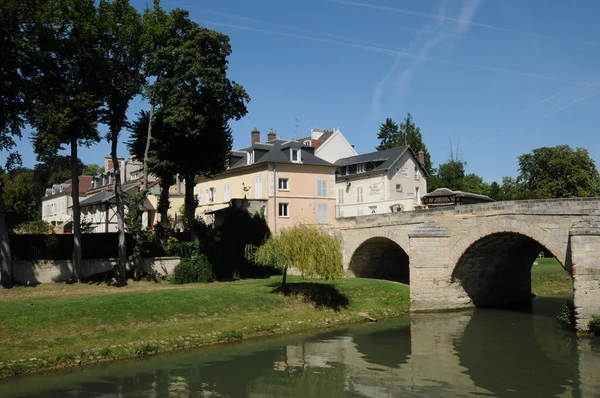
[349,237,410,283]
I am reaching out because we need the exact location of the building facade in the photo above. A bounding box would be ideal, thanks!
[334,147,428,218]
[195,129,337,233]
[297,127,358,164]
[41,176,94,232]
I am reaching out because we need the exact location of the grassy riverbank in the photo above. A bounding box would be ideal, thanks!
[531,257,572,296]
[0,277,409,377]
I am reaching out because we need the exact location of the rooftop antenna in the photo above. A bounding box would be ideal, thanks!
[293,117,300,140]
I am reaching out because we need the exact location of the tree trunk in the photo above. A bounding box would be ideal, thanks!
[111,135,127,285]
[282,266,287,290]
[158,174,174,229]
[0,181,13,288]
[71,136,82,282]
[184,175,196,241]
[143,101,155,197]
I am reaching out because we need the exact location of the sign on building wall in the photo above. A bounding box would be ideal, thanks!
[396,167,409,178]
[369,183,381,196]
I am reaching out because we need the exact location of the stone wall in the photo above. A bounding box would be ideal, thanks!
[13,257,180,285]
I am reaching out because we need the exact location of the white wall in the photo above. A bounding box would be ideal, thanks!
[41,194,71,224]
[315,131,357,164]
[335,151,427,218]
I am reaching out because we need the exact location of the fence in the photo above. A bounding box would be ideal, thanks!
[9,233,187,261]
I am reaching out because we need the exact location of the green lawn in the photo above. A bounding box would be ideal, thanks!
[0,276,409,376]
[531,257,572,296]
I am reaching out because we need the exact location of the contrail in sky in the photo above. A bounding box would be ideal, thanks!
[327,0,600,47]
[202,20,583,85]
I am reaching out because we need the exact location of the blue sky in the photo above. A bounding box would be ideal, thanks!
[12,0,600,183]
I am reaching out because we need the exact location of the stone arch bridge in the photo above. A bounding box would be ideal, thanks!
[334,198,600,331]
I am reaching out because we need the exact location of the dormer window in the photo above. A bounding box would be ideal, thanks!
[291,148,300,163]
[304,140,311,146]
[357,163,366,173]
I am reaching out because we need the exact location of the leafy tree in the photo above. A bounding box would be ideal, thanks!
[376,113,433,175]
[246,225,344,289]
[401,113,433,176]
[97,0,145,284]
[429,159,465,191]
[33,155,85,207]
[462,173,491,196]
[82,164,104,176]
[376,118,400,150]
[517,145,600,199]
[128,110,178,230]
[27,0,104,281]
[0,0,33,287]
[1,168,38,228]
[144,10,250,240]
[489,181,501,201]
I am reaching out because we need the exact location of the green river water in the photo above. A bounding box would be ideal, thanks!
[0,296,598,397]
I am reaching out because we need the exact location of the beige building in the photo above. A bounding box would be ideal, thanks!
[41,176,94,232]
[195,129,337,233]
[334,146,428,217]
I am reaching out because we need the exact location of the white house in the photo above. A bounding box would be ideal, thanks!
[334,146,428,218]
[297,127,358,164]
[41,176,94,231]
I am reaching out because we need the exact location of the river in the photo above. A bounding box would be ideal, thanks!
[0,296,598,397]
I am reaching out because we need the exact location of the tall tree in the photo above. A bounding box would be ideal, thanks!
[428,143,465,191]
[140,2,170,195]
[517,145,600,199]
[0,0,32,287]
[128,110,178,231]
[400,113,433,176]
[97,0,145,284]
[27,0,103,281]
[1,168,38,229]
[376,118,400,150]
[144,10,250,240]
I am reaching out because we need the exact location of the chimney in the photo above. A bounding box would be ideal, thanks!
[267,128,276,141]
[104,155,113,171]
[251,128,260,145]
[418,149,425,166]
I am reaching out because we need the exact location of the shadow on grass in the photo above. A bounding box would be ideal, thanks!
[270,282,349,311]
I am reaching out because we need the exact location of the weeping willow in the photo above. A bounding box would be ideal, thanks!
[245,224,344,287]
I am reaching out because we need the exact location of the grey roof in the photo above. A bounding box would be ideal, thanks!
[334,146,430,176]
[228,140,333,170]
[79,182,140,206]
[422,188,494,202]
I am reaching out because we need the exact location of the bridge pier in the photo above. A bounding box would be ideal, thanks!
[570,216,600,331]
[408,221,473,312]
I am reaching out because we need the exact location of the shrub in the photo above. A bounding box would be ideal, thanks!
[557,300,575,327]
[170,254,215,284]
[589,316,600,335]
[133,343,157,356]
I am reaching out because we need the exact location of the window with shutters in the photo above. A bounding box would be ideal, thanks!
[255,176,263,198]
[197,188,202,205]
[356,186,364,203]
[317,203,328,223]
[338,188,344,204]
[357,163,366,173]
[224,184,231,202]
[317,180,327,197]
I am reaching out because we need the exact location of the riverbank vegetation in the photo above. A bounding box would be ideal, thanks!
[0,277,409,377]
[531,257,572,296]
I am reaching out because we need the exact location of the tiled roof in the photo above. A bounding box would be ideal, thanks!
[334,147,408,170]
[79,182,140,206]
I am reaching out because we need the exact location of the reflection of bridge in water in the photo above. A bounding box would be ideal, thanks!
[335,198,600,330]
[0,306,599,397]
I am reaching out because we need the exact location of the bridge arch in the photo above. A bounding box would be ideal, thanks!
[348,236,410,283]
[450,220,570,307]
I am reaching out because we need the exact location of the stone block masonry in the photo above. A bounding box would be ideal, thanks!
[337,198,600,331]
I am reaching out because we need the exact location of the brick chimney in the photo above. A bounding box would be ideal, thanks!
[251,128,260,145]
[418,149,425,166]
[104,155,113,171]
[267,128,276,141]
